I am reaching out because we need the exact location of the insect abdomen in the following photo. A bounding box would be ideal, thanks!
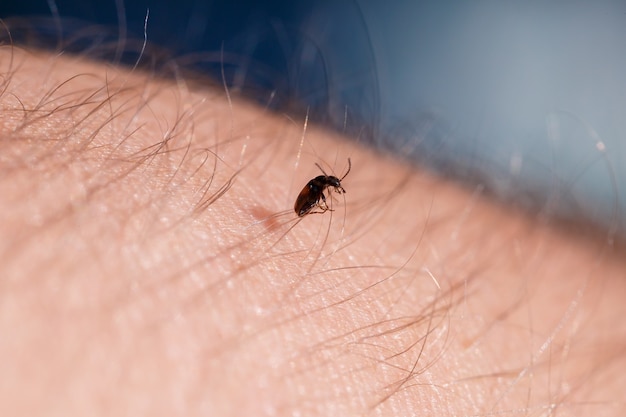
[294,180,323,216]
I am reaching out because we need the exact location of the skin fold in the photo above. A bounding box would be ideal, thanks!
[0,47,625,416]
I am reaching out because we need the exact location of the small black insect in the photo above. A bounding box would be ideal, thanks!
[294,158,351,217]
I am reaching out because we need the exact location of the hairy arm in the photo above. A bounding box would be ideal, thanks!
[1,46,625,416]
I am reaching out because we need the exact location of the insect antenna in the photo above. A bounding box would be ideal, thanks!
[340,158,352,181]
[315,162,328,176]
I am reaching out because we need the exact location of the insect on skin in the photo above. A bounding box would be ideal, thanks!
[294,159,351,217]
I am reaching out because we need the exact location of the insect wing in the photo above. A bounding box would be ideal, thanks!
[294,183,314,216]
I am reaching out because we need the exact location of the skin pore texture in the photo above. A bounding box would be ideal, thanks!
[1,46,625,417]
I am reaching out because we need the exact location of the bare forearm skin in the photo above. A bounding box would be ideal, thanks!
[0,47,624,416]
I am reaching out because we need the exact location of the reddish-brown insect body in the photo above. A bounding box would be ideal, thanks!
[294,159,351,217]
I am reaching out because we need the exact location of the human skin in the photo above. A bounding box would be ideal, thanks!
[0,47,625,416]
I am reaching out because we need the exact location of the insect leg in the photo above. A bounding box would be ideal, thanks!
[319,191,329,212]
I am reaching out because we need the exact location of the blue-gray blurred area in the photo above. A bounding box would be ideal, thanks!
[2,0,626,236]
